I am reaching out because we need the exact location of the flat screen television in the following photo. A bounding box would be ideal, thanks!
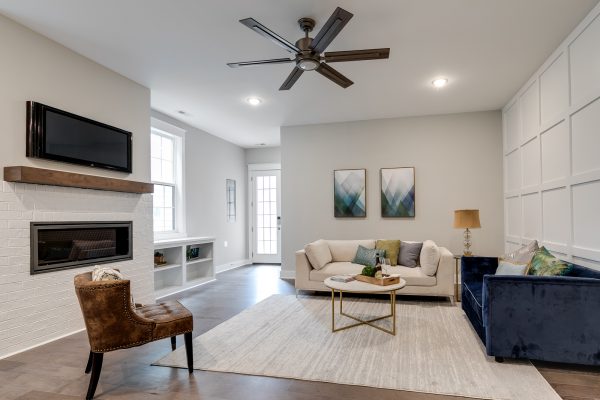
[26,101,132,173]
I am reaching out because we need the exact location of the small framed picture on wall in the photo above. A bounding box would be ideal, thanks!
[334,169,366,218]
[380,167,415,218]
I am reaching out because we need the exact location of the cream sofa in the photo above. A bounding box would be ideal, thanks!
[295,239,455,302]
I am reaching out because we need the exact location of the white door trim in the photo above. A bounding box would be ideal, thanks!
[247,164,281,263]
[248,163,281,171]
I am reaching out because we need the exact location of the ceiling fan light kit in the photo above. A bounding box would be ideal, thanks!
[227,7,390,90]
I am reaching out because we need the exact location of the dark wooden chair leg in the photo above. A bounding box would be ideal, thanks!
[184,332,193,374]
[86,352,104,400]
[170,336,176,351]
[85,350,93,374]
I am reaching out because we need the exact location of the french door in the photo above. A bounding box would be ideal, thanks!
[249,167,281,264]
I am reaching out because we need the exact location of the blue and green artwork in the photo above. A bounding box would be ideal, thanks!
[334,169,366,218]
[381,167,415,218]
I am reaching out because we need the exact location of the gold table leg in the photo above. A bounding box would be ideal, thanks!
[330,289,397,335]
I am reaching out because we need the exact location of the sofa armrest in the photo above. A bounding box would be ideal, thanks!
[435,247,454,296]
[295,249,313,289]
[482,275,600,364]
[461,256,498,286]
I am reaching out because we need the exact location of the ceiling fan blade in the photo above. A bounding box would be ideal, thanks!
[239,18,300,54]
[279,67,304,90]
[227,58,293,68]
[324,48,390,63]
[310,7,354,54]
[316,63,353,88]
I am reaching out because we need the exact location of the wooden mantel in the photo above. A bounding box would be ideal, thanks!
[4,166,153,194]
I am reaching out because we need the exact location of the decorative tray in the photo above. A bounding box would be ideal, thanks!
[354,274,400,286]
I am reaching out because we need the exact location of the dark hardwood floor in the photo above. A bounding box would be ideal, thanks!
[0,264,598,400]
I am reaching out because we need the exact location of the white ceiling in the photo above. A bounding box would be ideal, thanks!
[0,0,597,147]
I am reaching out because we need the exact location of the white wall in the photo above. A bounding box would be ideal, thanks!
[502,3,600,270]
[0,16,150,182]
[0,14,153,358]
[246,147,281,165]
[281,111,504,277]
[151,111,248,270]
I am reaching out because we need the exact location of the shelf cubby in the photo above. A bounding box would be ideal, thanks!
[153,237,215,298]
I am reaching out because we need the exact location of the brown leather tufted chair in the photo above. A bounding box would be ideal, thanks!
[74,271,194,400]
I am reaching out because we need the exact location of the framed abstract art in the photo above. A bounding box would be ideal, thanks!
[334,169,366,218]
[380,167,415,218]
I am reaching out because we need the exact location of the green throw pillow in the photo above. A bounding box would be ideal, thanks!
[527,247,572,276]
[376,240,401,266]
[353,245,386,267]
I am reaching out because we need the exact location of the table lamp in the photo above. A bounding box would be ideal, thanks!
[453,209,481,256]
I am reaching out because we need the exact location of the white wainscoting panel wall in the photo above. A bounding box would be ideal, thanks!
[502,4,600,270]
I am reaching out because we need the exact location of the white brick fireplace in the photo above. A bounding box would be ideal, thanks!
[0,182,154,358]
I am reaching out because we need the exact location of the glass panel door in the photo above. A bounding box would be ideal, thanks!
[251,170,281,263]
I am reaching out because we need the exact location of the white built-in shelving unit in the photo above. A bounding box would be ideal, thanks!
[154,236,215,298]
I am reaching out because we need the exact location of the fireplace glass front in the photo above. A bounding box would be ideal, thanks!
[31,221,132,274]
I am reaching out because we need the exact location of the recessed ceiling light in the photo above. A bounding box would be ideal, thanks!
[246,97,262,106]
[432,78,449,88]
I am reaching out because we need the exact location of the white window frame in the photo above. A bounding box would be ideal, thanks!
[151,117,186,240]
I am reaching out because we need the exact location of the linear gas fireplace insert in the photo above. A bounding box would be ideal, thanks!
[30,221,132,274]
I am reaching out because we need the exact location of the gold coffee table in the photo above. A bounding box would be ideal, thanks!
[324,277,407,335]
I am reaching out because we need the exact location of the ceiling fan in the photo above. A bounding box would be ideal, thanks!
[227,7,390,90]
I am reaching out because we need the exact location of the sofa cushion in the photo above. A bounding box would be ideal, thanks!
[569,264,600,279]
[327,240,375,262]
[309,262,365,281]
[304,239,332,270]
[527,246,573,276]
[420,240,440,276]
[353,245,386,267]
[387,266,437,286]
[376,240,401,266]
[398,241,423,268]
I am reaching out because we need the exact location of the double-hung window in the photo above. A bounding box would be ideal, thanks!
[151,119,184,236]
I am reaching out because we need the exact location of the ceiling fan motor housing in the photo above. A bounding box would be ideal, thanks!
[295,34,320,71]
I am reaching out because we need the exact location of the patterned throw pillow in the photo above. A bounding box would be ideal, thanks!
[376,240,401,266]
[353,245,386,267]
[92,266,124,281]
[91,266,139,308]
[527,247,573,276]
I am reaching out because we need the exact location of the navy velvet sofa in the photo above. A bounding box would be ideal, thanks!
[461,256,600,366]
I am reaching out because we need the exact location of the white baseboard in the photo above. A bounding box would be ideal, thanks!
[0,328,85,360]
[215,259,251,274]
[279,269,296,280]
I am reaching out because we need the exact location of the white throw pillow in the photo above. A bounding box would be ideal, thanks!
[502,240,539,264]
[419,240,440,276]
[304,240,333,270]
[495,260,528,276]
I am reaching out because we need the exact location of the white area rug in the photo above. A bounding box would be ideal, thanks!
[154,295,560,400]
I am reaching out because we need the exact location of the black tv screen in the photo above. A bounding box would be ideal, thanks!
[27,102,132,173]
